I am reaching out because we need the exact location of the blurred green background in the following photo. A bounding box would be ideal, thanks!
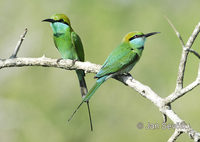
[0,0,200,141]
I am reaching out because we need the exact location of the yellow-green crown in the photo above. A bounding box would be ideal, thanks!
[123,32,144,42]
[50,14,71,25]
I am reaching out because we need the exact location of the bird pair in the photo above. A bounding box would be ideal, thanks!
[42,14,159,131]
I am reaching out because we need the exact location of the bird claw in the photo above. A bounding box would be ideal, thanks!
[124,73,132,77]
[9,54,17,59]
[57,58,63,63]
[72,59,78,65]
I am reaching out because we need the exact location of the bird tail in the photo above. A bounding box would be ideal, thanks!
[83,75,108,102]
[75,70,93,131]
[76,70,88,98]
[68,75,108,124]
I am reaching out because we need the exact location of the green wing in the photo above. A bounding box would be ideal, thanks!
[96,43,139,78]
[71,32,85,62]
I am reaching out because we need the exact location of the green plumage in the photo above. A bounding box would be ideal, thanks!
[43,14,93,131]
[68,31,159,124]
[43,14,159,129]
[95,42,139,79]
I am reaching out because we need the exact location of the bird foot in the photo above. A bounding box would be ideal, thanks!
[56,58,63,63]
[9,54,17,59]
[124,73,132,77]
[72,59,78,66]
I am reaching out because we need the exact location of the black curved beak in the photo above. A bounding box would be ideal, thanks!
[42,19,55,23]
[145,32,160,38]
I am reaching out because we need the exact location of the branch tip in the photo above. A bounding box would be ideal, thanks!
[10,28,28,58]
[168,130,182,142]
[164,16,185,47]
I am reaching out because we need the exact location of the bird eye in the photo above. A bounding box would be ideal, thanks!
[134,35,139,38]
[58,19,64,22]
[129,34,143,41]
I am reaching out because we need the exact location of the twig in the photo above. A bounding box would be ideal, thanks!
[10,28,28,58]
[186,48,200,59]
[164,18,200,104]
[0,57,200,141]
[165,16,185,47]
[166,63,200,103]
[166,17,200,92]
[0,57,101,73]
[1,18,200,141]
[162,113,167,123]
[175,22,200,91]
[168,130,182,142]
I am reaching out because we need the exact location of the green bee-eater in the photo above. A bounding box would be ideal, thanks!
[68,31,159,122]
[42,14,93,131]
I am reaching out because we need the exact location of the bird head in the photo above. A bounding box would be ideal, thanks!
[123,31,160,49]
[42,14,71,26]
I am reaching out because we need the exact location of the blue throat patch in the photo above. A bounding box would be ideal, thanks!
[130,37,146,48]
[50,22,69,34]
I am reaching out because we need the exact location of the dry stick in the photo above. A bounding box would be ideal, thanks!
[176,22,200,91]
[10,28,28,58]
[164,18,200,142]
[1,19,200,141]
[168,130,182,142]
[166,17,200,92]
[165,16,185,47]
[0,57,200,141]
[1,57,200,140]
[165,18,200,103]
[186,48,200,59]
[166,63,200,103]
[165,17,185,91]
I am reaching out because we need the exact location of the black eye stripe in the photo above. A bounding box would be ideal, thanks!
[53,19,69,25]
[129,35,143,41]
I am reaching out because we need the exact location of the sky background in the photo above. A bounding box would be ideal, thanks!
[0,0,200,141]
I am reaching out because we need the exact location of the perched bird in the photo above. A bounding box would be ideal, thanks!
[42,14,93,131]
[68,31,159,122]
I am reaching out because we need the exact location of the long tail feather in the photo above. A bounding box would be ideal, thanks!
[68,75,108,124]
[86,101,93,131]
[83,75,108,102]
[76,70,93,131]
[68,101,84,122]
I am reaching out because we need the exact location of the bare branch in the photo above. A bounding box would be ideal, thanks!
[162,113,167,123]
[185,22,200,48]
[10,28,28,58]
[166,80,199,103]
[165,16,185,47]
[198,63,200,80]
[176,22,200,91]
[0,57,101,73]
[186,48,200,59]
[0,57,164,109]
[188,129,200,142]
[168,130,182,142]
[1,18,200,141]
[164,20,200,104]
[1,57,200,141]
[166,63,200,103]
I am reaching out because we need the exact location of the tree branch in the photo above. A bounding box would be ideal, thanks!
[175,22,200,91]
[165,16,185,47]
[186,48,200,59]
[166,17,200,91]
[0,56,101,73]
[1,17,200,142]
[10,28,28,58]
[166,63,200,103]
[168,130,182,142]
[0,57,200,141]
[164,18,200,105]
